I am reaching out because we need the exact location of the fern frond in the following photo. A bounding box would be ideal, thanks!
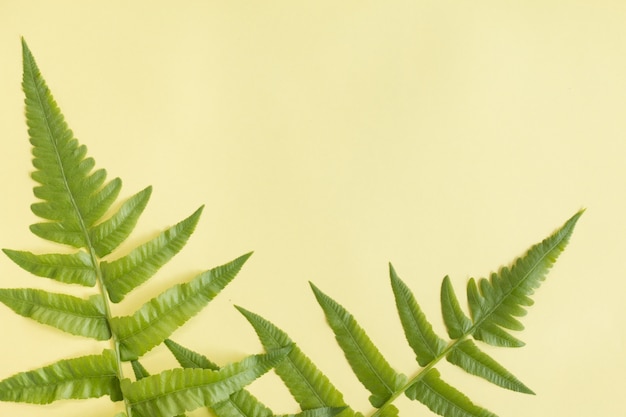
[310,283,407,408]
[0,349,122,404]
[101,206,204,303]
[2,249,96,286]
[123,348,291,417]
[111,252,252,360]
[5,40,272,417]
[0,289,110,339]
[243,212,582,417]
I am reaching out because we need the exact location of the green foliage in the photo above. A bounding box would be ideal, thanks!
[237,211,582,417]
[163,338,346,417]
[0,39,582,417]
[0,39,286,417]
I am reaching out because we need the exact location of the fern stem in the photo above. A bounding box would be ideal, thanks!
[90,249,133,417]
[73,213,132,416]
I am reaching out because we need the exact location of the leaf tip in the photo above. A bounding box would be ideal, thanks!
[388,262,398,279]
[234,304,252,318]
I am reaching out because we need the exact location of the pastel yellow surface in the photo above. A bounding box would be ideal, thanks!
[0,1,624,416]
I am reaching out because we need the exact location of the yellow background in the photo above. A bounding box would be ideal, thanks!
[0,1,624,416]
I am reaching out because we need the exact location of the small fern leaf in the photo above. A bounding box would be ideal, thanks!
[237,306,356,415]
[22,39,122,248]
[212,389,275,417]
[2,249,96,287]
[389,264,446,366]
[469,210,583,347]
[130,360,189,417]
[101,206,204,303]
[285,408,352,417]
[165,339,272,417]
[131,360,151,380]
[90,186,153,257]
[164,339,220,370]
[374,405,400,417]
[124,348,291,417]
[0,349,122,404]
[310,283,406,408]
[0,289,110,340]
[441,276,472,339]
[112,253,252,360]
[166,340,347,417]
[405,369,496,417]
[447,340,533,394]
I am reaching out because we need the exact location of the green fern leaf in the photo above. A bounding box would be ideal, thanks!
[130,360,189,417]
[131,360,150,380]
[90,186,153,257]
[376,405,400,417]
[310,283,407,408]
[22,39,121,248]
[164,339,220,370]
[0,349,122,404]
[286,408,351,417]
[468,210,583,347]
[213,390,346,417]
[124,348,291,417]
[446,340,533,394]
[405,369,495,417]
[0,289,110,339]
[112,253,252,360]
[237,306,356,415]
[212,389,275,417]
[101,206,203,303]
[2,249,96,286]
[166,339,349,417]
[165,339,272,417]
[389,264,447,366]
[440,276,472,339]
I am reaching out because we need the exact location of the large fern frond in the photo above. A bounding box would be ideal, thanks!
[0,39,276,417]
[239,211,582,417]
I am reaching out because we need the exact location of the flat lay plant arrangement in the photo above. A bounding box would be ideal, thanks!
[0,39,582,417]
